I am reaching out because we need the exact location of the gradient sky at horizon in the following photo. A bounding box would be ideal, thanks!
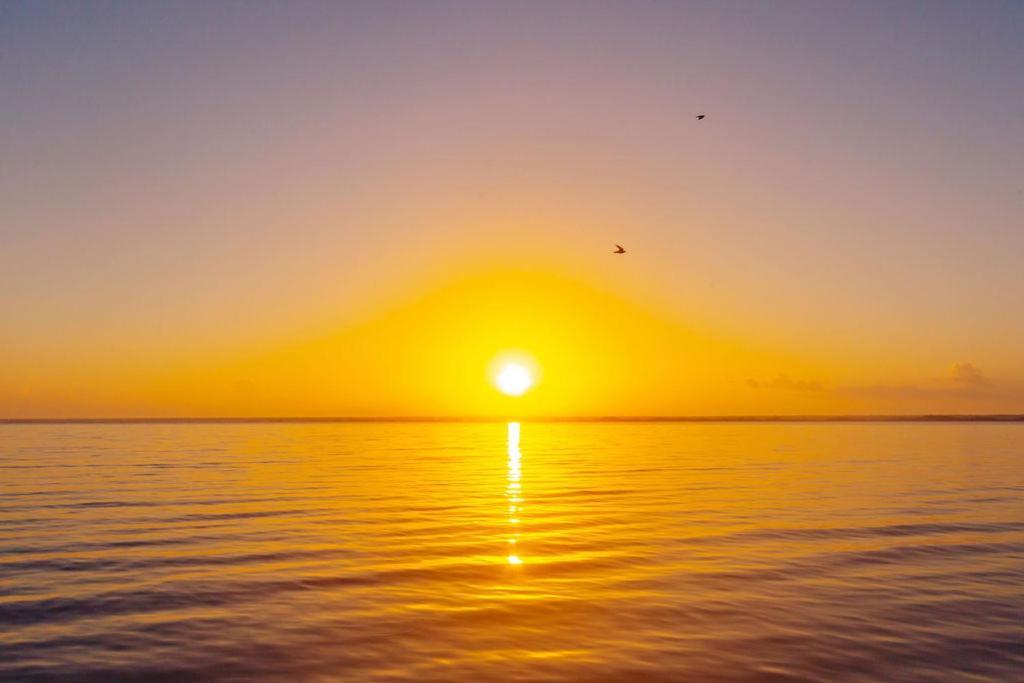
[2,1,1023,417]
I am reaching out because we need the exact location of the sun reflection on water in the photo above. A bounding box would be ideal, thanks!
[506,422,523,565]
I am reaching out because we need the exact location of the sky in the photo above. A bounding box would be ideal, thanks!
[2,1,1023,418]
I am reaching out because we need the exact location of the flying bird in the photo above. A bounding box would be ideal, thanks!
[696,114,705,120]
[613,244,626,254]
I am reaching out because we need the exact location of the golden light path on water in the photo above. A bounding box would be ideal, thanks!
[505,422,523,566]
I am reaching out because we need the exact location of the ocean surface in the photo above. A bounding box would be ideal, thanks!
[1,422,1022,682]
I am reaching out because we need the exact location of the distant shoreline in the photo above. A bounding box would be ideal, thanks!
[2,415,1024,424]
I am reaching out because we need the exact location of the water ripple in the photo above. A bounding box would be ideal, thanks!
[1,422,1022,681]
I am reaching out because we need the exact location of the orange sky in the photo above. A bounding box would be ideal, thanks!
[3,266,1020,418]
[1,3,1022,417]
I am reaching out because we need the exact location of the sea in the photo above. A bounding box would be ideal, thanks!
[1,421,1022,682]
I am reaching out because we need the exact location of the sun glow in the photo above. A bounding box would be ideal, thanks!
[495,363,534,396]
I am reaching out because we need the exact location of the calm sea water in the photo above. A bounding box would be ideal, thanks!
[1,422,1022,682]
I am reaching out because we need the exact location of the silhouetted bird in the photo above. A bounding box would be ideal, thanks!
[614,245,626,254]
[696,114,705,120]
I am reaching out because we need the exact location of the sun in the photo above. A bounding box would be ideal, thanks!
[495,362,534,396]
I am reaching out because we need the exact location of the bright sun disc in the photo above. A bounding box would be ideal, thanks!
[495,363,534,396]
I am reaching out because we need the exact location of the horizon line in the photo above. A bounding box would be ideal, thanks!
[2,414,1024,425]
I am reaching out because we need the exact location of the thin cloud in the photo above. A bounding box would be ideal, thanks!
[950,362,989,388]
[747,375,824,392]
[846,362,1006,402]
